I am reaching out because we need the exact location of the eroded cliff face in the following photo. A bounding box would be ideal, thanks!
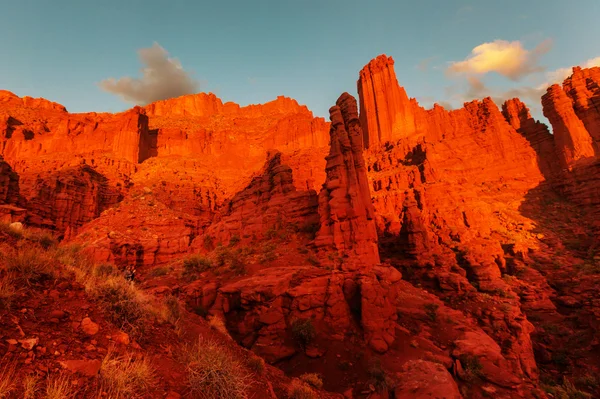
[0,91,329,235]
[541,66,600,236]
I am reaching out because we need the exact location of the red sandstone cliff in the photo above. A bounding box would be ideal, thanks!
[358,55,417,148]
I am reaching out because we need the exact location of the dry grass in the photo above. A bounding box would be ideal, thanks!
[287,379,316,399]
[184,338,251,399]
[98,350,155,398]
[22,374,40,399]
[0,274,18,310]
[56,245,165,339]
[208,315,231,337]
[1,246,57,284]
[0,362,17,398]
[299,373,323,389]
[45,372,77,399]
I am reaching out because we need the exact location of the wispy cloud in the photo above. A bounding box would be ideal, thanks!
[448,39,552,81]
[417,56,437,72]
[536,56,600,90]
[99,42,200,105]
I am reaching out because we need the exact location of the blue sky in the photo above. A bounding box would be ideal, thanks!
[1,0,599,121]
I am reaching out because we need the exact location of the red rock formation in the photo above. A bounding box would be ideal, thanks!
[315,93,380,269]
[0,90,67,112]
[193,151,319,247]
[541,67,600,236]
[20,165,122,237]
[502,98,558,178]
[111,106,152,164]
[357,55,416,148]
[563,66,600,148]
[144,92,224,117]
[0,90,329,234]
[0,156,19,205]
[542,84,595,169]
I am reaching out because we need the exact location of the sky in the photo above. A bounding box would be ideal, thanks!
[1,0,599,122]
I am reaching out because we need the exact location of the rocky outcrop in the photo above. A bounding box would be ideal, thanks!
[357,55,416,148]
[0,156,24,223]
[542,84,595,169]
[111,106,153,164]
[542,67,600,235]
[21,165,122,237]
[563,66,600,148]
[315,93,380,269]
[143,92,224,117]
[0,90,67,112]
[73,192,195,267]
[502,98,558,178]
[193,151,319,247]
[394,360,462,399]
[185,263,402,361]
[0,156,19,205]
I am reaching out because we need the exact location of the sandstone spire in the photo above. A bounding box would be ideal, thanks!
[357,55,416,148]
[542,84,595,169]
[502,98,557,178]
[315,92,379,269]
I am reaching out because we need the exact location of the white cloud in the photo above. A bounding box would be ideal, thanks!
[99,42,200,105]
[448,39,551,80]
[537,56,600,90]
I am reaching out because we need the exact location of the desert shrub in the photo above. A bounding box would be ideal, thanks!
[299,373,323,389]
[183,255,213,280]
[213,246,247,275]
[184,338,251,399]
[25,229,56,249]
[22,375,39,399]
[163,295,181,324]
[459,354,484,380]
[247,356,265,375]
[258,242,277,263]
[92,276,153,337]
[288,379,316,399]
[98,351,155,398]
[45,373,77,399]
[575,374,600,389]
[0,275,17,310]
[93,263,119,278]
[543,377,593,399]
[424,303,439,322]
[1,246,57,284]
[291,318,316,348]
[229,235,241,247]
[0,362,17,398]
[368,359,394,392]
[203,235,214,250]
